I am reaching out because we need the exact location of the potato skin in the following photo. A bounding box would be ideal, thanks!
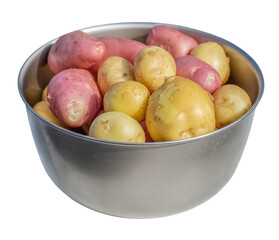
[33,101,69,129]
[140,120,153,142]
[97,56,136,95]
[47,69,102,128]
[41,85,48,101]
[146,76,216,141]
[134,46,176,93]
[48,30,105,73]
[92,37,146,73]
[104,81,150,123]
[190,42,230,85]
[175,55,222,93]
[81,109,105,135]
[146,25,198,58]
[213,84,252,128]
[89,111,145,143]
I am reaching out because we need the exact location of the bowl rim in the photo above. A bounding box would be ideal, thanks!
[18,21,264,147]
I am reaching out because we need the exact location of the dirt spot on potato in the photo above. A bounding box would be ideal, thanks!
[215,97,227,104]
[101,120,110,133]
[96,44,104,55]
[147,50,156,57]
[179,129,194,139]
[101,120,109,124]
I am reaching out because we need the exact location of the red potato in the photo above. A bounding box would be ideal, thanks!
[175,55,222,93]
[92,37,146,73]
[146,25,198,59]
[48,30,106,73]
[140,121,153,142]
[47,69,102,128]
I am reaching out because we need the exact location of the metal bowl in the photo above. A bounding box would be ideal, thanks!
[18,22,264,218]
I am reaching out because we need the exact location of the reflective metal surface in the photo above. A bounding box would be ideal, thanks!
[18,22,264,218]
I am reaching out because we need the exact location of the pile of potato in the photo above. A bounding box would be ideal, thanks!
[33,25,252,143]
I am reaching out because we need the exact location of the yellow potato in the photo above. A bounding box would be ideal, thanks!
[89,111,145,143]
[97,56,136,95]
[103,81,150,122]
[212,84,252,128]
[41,85,48,101]
[146,76,215,141]
[134,46,176,93]
[33,101,69,129]
[190,42,230,85]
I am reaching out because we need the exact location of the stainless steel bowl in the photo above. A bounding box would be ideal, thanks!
[18,22,264,218]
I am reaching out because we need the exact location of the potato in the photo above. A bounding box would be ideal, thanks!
[48,30,105,73]
[33,101,69,129]
[212,84,252,128]
[175,55,222,93]
[134,46,176,93]
[190,42,230,85]
[47,69,102,128]
[89,111,145,143]
[104,81,150,123]
[81,109,105,135]
[97,56,136,95]
[140,121,153,142]
[92,36,146,73]
[41,85,48,101]
[146,25,198,58]
[146,76,215,141]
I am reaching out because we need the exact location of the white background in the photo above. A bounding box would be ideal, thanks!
[1,0,278,239]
